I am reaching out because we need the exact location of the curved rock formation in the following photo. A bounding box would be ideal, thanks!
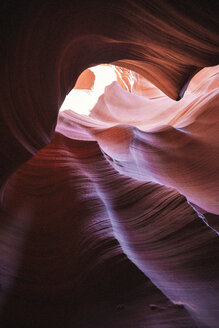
[0,1,219,327]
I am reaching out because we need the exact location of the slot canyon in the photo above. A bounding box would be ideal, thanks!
[0,1,218,327]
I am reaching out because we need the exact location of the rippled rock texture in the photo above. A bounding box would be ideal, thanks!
[0,1,219,327]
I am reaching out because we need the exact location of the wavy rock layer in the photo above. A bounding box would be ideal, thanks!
[0,1,219,328]
[0,0,218,184]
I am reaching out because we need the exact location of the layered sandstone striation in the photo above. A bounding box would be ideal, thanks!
[0,1,218,327]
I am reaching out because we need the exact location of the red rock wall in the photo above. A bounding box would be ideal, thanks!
[0,1,218,327]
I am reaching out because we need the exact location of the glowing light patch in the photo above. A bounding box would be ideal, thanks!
[59,65,119,116]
